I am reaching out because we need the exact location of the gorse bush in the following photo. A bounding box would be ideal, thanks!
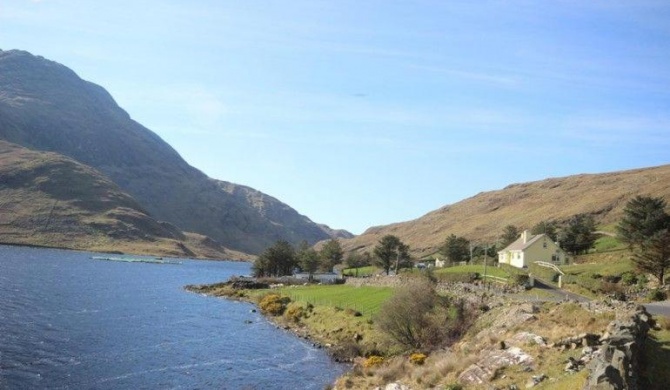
[409,353,427,365]
[284,302,305,322]
[258,293,290,316]
[363,356,384,368]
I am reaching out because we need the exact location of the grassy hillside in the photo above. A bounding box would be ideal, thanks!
[339,164,670,257]
[0,141,246,259]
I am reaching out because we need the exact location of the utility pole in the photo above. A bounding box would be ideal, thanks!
[484,243,488,280]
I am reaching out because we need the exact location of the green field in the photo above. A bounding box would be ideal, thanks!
[592,235,627,252]
[433,264,510,279]
[274,284,393,317]
[562,260,634,277]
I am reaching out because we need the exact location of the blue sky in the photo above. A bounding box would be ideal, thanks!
[2,1,669,234]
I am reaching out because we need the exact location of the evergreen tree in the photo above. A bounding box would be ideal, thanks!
[499,225,520,248]
[617,195,670,249]
[252,240,296,277]
[297,240,319,280]
[632,229,670,285]
[439,234,470,264]
[319,238,344,272]
[531,220,559,242]
[558,214,597,255]
[374,235,411,275]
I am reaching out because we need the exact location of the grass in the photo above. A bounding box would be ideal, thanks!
[271,284,394,318]
[592,235,626,252]
[642,328,670,390]
[433,264,510,279]
[562,259,634,277]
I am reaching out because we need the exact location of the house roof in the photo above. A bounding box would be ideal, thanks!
[499,233,546,252]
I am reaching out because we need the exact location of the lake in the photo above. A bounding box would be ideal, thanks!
[0,245,346,389]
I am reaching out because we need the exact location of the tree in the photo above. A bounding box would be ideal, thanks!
[440,234,470,264]
[252,240,297,277]
[373,235,411,275]
[632,229,670,285]
[531,220,559,242]
[297,241,319,280]
[499,225,520,248]
[319,239,344,272]
[558,214,597,255]
[345,251,369,277]
[617,195,670,250]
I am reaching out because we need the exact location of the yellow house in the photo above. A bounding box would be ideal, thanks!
[497,230,567,268]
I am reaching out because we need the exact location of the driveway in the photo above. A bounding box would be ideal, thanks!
[644,301,670,318]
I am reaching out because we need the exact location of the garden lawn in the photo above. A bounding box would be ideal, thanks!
[275,284,393,318]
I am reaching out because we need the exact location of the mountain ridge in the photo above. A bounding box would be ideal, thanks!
[0,49,351,254]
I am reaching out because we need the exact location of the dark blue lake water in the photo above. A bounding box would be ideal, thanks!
[0,245,346,389]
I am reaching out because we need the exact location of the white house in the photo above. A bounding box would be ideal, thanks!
[498,230,568,268]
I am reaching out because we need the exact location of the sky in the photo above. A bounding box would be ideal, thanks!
[1,1,669,234]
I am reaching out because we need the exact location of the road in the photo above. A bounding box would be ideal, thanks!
[532,278,591,302]
[534,277,670,317]
[644,301,670,318]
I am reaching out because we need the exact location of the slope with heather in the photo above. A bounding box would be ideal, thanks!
[340,164,670,257]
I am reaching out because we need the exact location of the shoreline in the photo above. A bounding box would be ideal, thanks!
[0,242,251,262]
[184,282,372,364]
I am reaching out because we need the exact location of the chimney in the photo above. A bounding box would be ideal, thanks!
[522,230,530,244]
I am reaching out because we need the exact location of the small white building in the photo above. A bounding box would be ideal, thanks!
[498,230,568,268]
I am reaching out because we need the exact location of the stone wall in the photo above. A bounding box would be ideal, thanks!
[583,305,652,390]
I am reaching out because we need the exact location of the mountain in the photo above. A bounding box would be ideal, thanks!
[0,140,252,259]
[0,49,351,254]
[339,164,670,257]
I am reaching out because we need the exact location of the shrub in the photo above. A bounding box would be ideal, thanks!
[344,308,363,317]
[648,289,667,302]
[331,342,362,362]
[376,279,477,350]
[659,316,670,331]
[258,293,290,316]
[637,274,649,288]
[284,303,305,322]
[509,274,529,287]
[575,273,603,293]
[621,271,638,286]
[409,353,427,365]
[363,355,384,368]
